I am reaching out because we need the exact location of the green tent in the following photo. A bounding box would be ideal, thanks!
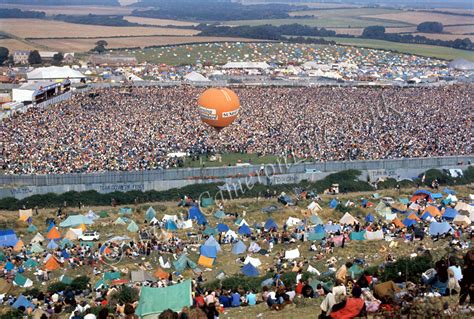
[0,251,4,262]
[399,198,409,205]
[374,202,386,214]
[349,264,364,279]
[127,220,139,233]
[60,238,74,249]
[114,217,127,225]
[30,243,44,254]
[136,280,192,317]
[214,210,225,219]
[307,232,325,241]
[99,211,109,218]
[309,278,333,293]
[59,215,93,227]
[24,259,39,269]
[13,273,32,287]
[27,224,38,233]
[119,207,132,215]
[60,275,73,285]
[145,207,156,222]
[201,198,214,208]
[203,226,218,236]
[104,272,121,281]
[173,254,197,272]
[349,231,366,241]
[95,279,108,290]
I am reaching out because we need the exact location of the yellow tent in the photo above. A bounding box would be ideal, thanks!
[19,209,32,222]
[424,206,441,217]
[198,255,214,268]
[13,240,24,252]
[392,218,405,229]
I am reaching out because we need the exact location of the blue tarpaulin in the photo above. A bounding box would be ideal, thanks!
[200,245,217,259]
[324,224,341,233]
[403,218,417,227]
[264,219,278,230]
[365,214,375,223]
[329,199,339,209]
[12,295,35,310]
[444,188,457,195]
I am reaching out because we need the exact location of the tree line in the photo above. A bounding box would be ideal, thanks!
[54,14,139,27]
[362,25,473,51]
[0,8,46,19]
[1,0,119,5]
[131,1,302,21]
[198,24,337,41]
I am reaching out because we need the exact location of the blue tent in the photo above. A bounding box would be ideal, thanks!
[12,295,35,310]
[238,224,251,236]
[216,223,229,233]
[203,226,218,236]
[46,222,55,232]
[412,190,434,202]
[429,221,453,236]
[365,214,375,223]
[145,207,156,222]
[119,207,132,215]
[442,208,458,220]
[231,240,246,255]
[421,212,433,220]
[188,206,207,225]
[361,199,368,208]
[402,218,417,228]
[241,263,259,277]
[314,224,325,233]
[4,261,14,271]
[264,219,278,230]
[432,193,443,199]
[61,250,70,259]
[47,240,59,250]
[164,219,178,231]
[444,188,456,195]
[329,199,339,209]
[307,232,325,241]
[0,229,18,247]
[324,224,341,233]
[200,245,217,258]
[204,236,221,252]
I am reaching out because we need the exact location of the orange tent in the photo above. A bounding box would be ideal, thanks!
[154,268,169,280]
[392,218,405,228]
[46,227,61,240]
[13,240,24,252]
[44,257,60,271]
[198,255,214,268]
[407,213,420,221]
[424,205,441,217]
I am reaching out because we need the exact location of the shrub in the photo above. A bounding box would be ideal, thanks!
[109,286,139,305]
[0,310,22,319]
[71,276,90,290]
[381,252,433,284]
[47,281,68,293]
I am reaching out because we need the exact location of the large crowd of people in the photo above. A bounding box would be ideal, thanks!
[1,84,471,174]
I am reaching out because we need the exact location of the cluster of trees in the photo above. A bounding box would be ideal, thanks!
[131,1,301,21]
[1,0,119,5]
[53,14,139,27]
[417,21,444,33]
[0,8,46,19]
[198,23,336,40]
[361,25,473,51]
[0,47,9,65]
[91,40,109,53]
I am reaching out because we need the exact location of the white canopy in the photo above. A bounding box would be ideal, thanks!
[184,71,210,82]
[285,217,302,227]
[27,66,85,83]
[222,62,270,69]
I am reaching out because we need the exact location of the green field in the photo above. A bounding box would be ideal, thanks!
[228,7,412,28]
[321,37,474,61]
[227,17,411,28]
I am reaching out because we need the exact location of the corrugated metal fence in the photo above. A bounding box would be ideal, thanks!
[1,156,472,187]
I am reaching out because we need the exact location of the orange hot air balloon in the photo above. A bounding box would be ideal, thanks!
[198,88,240,131]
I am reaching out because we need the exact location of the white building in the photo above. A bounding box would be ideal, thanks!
[27,66,85,83]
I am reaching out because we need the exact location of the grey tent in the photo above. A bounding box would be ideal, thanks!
[131,270,157,283]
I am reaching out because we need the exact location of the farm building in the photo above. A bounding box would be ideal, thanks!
[12,50,30,65]
[27,66,85,83]
[89,55,137,66]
